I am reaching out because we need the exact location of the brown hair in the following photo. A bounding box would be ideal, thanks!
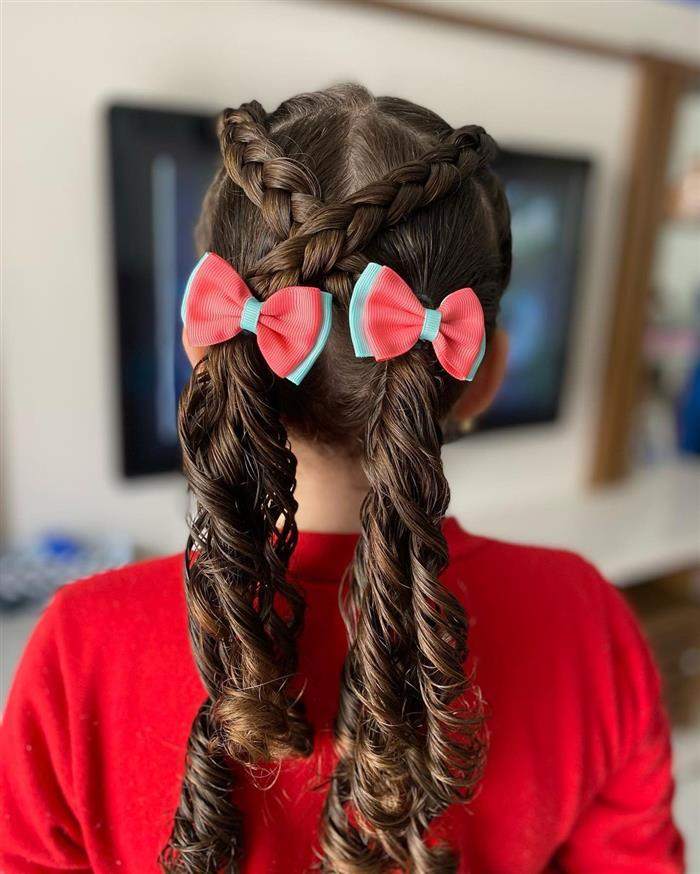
[161,84,511,873]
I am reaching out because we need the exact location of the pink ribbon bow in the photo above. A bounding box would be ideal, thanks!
[349,263,486,381]
[181,253,332,385]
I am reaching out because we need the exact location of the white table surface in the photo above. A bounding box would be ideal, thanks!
[462,459,700,587]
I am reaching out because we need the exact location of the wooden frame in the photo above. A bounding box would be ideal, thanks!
[347,0,637,62]
[345,0,700,483]
[591,58,692,482]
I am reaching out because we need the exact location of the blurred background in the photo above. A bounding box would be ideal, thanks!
[1,0,699,864]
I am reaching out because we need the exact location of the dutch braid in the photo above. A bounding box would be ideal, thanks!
[250,126,495,301]
[220,102,322,238]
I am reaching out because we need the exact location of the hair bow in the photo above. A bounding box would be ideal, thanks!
[181,253,332,385]
[349,263,486,381]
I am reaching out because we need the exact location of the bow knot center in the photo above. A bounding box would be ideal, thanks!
[419,307,442,343]
[240,297,262,334]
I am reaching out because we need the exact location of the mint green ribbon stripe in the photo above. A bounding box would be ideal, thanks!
[286,292,333,385]
[466,334,487,382]
[349,262,382,357]
[239,297,262,334]
[419,308,442,342]
[181,251,209,323]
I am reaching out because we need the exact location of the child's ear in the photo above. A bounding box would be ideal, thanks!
[450,328,509,421]
[182,326,207,367]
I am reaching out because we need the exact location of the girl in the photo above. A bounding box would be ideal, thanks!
[0,85,684,873]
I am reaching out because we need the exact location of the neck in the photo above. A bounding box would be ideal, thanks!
[291,438,368,533]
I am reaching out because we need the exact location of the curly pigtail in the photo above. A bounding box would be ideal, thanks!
[161,104,322,872]
[321,348,487,873]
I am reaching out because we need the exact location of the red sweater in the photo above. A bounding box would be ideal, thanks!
[0,520,683,873]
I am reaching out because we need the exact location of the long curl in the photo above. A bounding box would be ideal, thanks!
[161,342,311,873]
[320,352,487,873]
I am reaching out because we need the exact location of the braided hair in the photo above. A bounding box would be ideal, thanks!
[161,84,512,873]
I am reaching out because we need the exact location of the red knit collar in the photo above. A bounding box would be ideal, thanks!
[288,517,469,584]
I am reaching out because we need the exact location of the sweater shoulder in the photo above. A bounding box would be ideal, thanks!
[49,553,185,646]
[446,523,653,712]
[446,519,625,627]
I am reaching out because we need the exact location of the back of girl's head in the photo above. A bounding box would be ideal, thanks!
[165,84,512,873]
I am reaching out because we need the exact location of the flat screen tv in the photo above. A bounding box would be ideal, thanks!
[109,105,590,477]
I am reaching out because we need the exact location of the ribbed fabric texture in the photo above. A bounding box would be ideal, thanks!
[182,253,328,382]
[352,263,485,381]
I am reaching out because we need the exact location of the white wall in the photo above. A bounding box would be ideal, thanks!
[1,0,696,555]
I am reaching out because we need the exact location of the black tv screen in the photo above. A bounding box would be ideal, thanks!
[472,151,589,434]
[108,105,590,477]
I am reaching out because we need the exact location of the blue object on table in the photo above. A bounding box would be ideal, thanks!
[678,357,700,455]
[37,533,83,560]
[0,533,134,611]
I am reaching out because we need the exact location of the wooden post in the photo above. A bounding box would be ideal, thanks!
[590,57,689,483]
